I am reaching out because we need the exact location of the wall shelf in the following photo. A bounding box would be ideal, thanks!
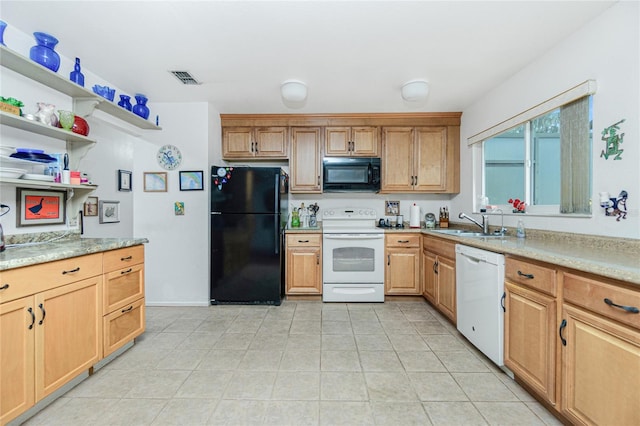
[0,45,161,130]
[0,111,97,145]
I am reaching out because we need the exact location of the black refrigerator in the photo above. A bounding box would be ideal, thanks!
[210,166,289,305]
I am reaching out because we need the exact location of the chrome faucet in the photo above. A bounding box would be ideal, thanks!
[459,212,489,234]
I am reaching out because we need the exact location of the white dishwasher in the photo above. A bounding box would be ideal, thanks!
[455,244,505,366]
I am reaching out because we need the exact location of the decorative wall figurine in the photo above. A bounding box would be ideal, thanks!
[600,119,625,160]
[601,190,628,221]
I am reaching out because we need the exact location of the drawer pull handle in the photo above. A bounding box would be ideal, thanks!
[517,270,534,279]
[398,240,410,243]
[122,306,134,313]
[28,307,35,330]
[0,283,9,290]
[121,268,133,275]
[62,267,80,275]
[121,256,133,261]
[298,240,309,243]
[559,319,567,346]
[501,292,506,312]
[604,298,640,314]
[38,303,46,325]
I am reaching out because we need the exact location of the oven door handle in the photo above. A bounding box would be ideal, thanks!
[323,234,384,240]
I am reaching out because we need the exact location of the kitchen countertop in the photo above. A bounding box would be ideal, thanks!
[422,229,640,286]
[0,237,149,271]
[285,223,639,285]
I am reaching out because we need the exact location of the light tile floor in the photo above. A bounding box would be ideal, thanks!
[23,301,562,425]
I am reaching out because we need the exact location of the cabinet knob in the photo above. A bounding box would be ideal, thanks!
[0,283,9,291]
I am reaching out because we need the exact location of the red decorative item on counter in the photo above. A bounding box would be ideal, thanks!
[508,198,526,213]
[71,115,90,136]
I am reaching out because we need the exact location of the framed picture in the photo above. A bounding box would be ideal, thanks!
[118,169,132,191]
[99,200,120,223]
[84,196,99,217]
[179,170,204,191]
[16,188,66,227]
[144,172,168,192]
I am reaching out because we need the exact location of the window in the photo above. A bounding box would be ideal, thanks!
[471,81,595,216]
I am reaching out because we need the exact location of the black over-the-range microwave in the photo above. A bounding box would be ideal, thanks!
[322,157,381,192]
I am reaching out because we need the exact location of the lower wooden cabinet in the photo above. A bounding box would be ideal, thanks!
[422,236,456,324]
[102,246,146,357]
[504,281,557,405]
[560,271,640,426]
[0,276,102,425]
[0,245,146,425]
[385,234,421,295]
[286,234,322,294]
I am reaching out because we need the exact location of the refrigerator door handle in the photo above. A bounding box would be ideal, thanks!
[211,212,222,215]
[275,174,280,255]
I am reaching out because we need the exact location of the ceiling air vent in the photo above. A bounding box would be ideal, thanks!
[170,71,201,85]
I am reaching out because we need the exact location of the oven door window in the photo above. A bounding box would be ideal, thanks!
[333,247,375,271]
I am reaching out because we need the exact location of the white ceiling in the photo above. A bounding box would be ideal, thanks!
[1,1,616,114]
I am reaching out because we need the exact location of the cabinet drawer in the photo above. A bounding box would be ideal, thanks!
[385,234,420,248]
[103,264,145,314]
[103,245,144,273]
[287,234,321,247]
[0,253,102,303]
[563,272,640,330]
[103,297,145,357]
[422,236,456,259]
[505,257,557,296]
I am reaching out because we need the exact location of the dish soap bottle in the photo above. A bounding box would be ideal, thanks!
[291,209,300,228]
[516,219,526,238]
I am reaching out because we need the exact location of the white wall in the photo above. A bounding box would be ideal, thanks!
[134,102,211,305]
[453,1,639,239]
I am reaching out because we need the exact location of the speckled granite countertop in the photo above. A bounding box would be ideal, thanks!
[0,237,149,271]
[422,230,640,286]
[286,223,639,285]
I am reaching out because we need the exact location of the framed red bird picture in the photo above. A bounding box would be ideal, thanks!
[16,188,66,227]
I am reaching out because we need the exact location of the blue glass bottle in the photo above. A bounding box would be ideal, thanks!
[0,20,7,46]
[29,32,60,72]
[118,94,133,111]
[132,94,150,119]
[69,57,84,86]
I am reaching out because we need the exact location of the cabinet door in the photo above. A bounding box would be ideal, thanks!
[422,249,437,304]
[325,127,351,156]
[222,127,254,158]
[414,127,447,191]
[35,276,102,401]
[290,127,322,193]
[255,127,288,158]
[436,256,456,324]
[561,304,640,426]
[385,247,421,295]
[0,297,35,425]
[351,127,378,156]
[504,282,557,405]
[286,246,322,294]
[381,127,414,191]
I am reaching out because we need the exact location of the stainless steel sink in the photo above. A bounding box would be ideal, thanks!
[431,229,504,238]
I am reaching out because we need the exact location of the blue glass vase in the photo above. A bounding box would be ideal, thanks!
[29,32,60,72]
[69,57,84,86]
[132,94,150,119]
[0,20,7,46]
[118,94,132,111]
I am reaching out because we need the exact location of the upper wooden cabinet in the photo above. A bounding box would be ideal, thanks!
[222,126,288,159]
[325,126,379,157]
[290,127,322,193]
[381,126,459,193]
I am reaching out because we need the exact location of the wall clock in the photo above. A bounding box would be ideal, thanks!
[157,144,182,170]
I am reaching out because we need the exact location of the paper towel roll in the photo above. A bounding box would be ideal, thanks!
[410,204,421,228]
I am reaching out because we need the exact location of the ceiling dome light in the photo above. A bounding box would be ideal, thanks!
[281,80,308,102]
[401,79,429,102]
